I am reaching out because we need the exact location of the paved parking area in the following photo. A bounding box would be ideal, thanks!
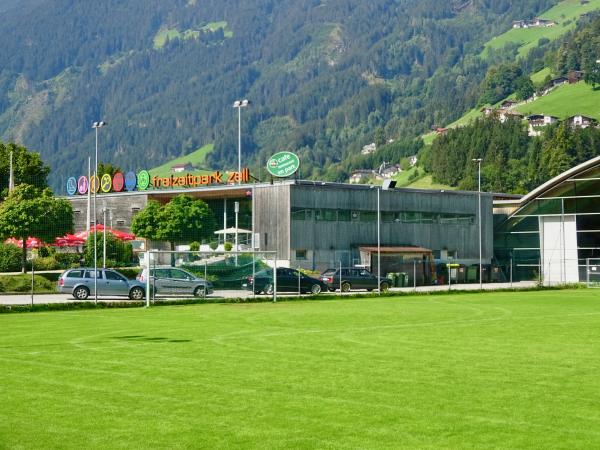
[0,282,536,306]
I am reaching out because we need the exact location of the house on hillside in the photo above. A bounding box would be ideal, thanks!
[568,70,585,84]
[409,155,418,167]
[349,170,376,184]
[361,143,377,155]
[380,164,402,178]
[171,163,193,173]
[513,18,557,29]
[500,99,518,109]
[526,114,559,127]
[567,115,598,129]
[499,110,524,123]
[481,106,495,117]
[435,127,449,136]
[527,115,559,136]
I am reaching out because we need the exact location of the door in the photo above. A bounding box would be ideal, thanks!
[169,269,194,295]
[540,215,579,285]
[104,270,129,296]
[152,268,172,295]
[84,269,104,295]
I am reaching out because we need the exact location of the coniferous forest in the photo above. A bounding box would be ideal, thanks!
[0,0,594,192]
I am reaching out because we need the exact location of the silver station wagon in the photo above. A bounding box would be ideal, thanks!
[58,268,147,300]
[137,267,214,297]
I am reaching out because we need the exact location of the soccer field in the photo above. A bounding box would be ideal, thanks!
[1,290,600,449]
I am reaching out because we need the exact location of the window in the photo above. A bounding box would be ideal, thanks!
[382,212,396,223]
[420,212,438,224]
[170,269,191,280]
[360,211,377,222]
[116,220,126,226]
[68,270,84,278]
[314,209,323,221]
[105,271,126,282]
[291,208,309,220]
[295,249,307,260]
[338,210,351,221]
[131,207,141,213]
[153,269,170,278]
[74,210,81,214]
[85,270,102,279]
[323,209,337,221]
[351,211,360,222]
[403,212,420,223]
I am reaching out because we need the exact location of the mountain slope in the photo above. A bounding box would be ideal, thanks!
[0,0,561,191]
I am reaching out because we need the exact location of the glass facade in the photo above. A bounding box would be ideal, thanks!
[494,160,600,282]
[292,207,475,225]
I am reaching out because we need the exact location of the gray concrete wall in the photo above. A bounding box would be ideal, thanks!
[68,193,149,233]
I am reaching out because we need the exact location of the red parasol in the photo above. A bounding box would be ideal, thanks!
[74,225,136,241]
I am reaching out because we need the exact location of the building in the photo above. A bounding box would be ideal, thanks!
[361,143,377,155]
[66,179,494,274]
[171,163,193,173]
[494,156,600,285]
[566,115,598,129]
[349,170,375,184]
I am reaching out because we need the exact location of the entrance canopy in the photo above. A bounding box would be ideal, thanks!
[214,227,253,235]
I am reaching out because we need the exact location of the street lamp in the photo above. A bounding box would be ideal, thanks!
[92,121,106,304]
[472,158,483,289]
[233,99,250,185]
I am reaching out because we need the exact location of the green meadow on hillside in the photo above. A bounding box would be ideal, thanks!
[147,143,214,178]
[484,0,600,58]
[516,82,600,119]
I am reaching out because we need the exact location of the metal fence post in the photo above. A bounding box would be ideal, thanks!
[203,257,207,300]
[31,262,34,307]
[145,250,150,308]
[339,260,342,294]
[413,259,416,291]
[298,266,301,296]
[510,258,513,288]
[586,258,590,287]
[273,257,277,303]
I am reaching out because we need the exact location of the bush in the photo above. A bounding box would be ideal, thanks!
[32,256,58,271]
[83,233,134,266]
[54,253,82,269]
[0,243,22,272]
[38,246,55,258]
[224,242,232,251]
[209,242,218,251]
[190,241,200,251]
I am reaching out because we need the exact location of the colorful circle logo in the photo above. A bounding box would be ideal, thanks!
[77,176,88,195]
[125,171,137,191]
[90,175,100,194]
[66,177,77,196]
[101,174,112,193]
[137,170,150,190]
[113,172,124,192]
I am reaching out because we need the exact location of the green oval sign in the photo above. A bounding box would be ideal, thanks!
[267,151,300,178]
[137,170,150,190]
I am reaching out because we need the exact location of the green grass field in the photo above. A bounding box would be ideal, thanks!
[3,289,599,448]
[483,0,600,58]
[516,82,600,119]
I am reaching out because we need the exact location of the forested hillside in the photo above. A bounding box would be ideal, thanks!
[0,0,560,191]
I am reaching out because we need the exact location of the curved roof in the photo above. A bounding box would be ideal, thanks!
[518,155,600,206]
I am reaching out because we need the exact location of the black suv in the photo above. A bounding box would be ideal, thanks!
[320,268,392,292]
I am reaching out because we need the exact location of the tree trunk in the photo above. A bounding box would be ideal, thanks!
[22,239,27,274]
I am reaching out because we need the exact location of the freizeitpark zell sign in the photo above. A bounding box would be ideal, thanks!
[267,152,300,178]
[66,168,250,196]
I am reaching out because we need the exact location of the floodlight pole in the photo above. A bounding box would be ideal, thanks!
[233,99,249,185]
[92,121,106,304]
[472,158,483,290]
[377,187,381,295]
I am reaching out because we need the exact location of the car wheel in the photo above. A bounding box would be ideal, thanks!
[129,287,145,300]
[193,286,206,297]
[341,282,351,292]
[379,282,390,292]
[73,286,89,300]
[366,288,373,292]
[328,288,335,292]
[265,284,274,295]
[310,284,322,295]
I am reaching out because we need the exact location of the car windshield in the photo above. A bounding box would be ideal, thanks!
[321,269,336,276]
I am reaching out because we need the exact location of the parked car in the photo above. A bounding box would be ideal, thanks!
[243,268,327,294]
[57,268,146,300]
[320,268,392,292]
[137,267,213,297]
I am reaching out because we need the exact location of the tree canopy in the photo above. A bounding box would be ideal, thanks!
[131,195,217,251]
[0,184,73,271]
[0,142,50,199]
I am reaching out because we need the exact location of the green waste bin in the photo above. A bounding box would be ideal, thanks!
[467,265,478,283]
[387,273,398,287]
[398,272,408,287]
